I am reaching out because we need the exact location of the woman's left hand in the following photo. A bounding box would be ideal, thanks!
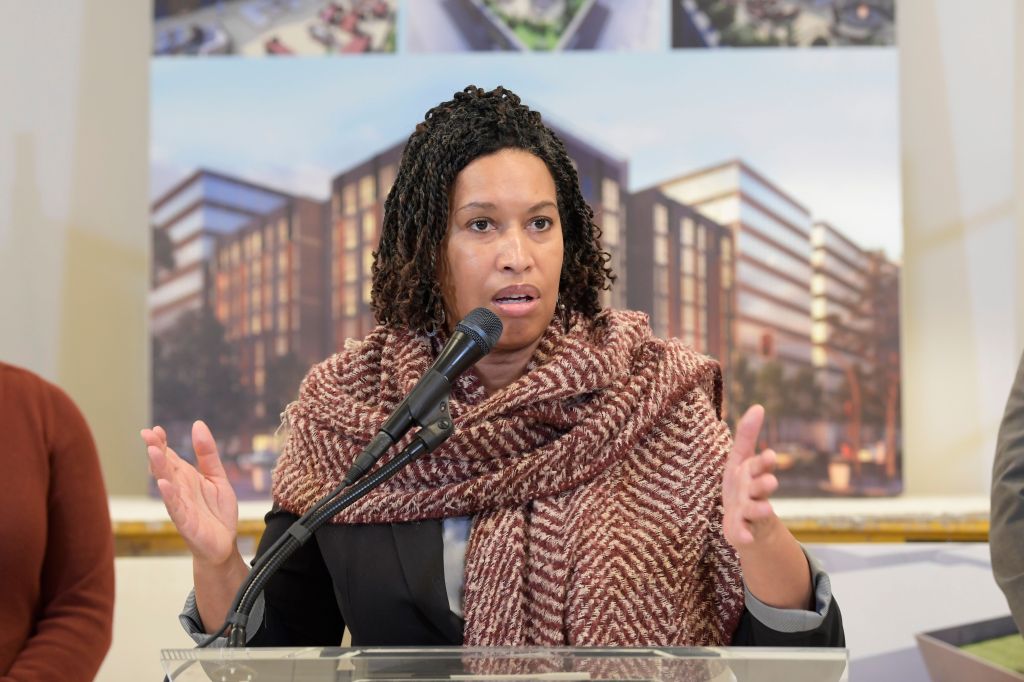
[721,404,813,609]
[722,404,782,550]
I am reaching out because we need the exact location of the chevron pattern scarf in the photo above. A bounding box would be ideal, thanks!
[272,309,745,646]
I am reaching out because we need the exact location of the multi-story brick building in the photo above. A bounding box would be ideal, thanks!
[150,169,327,416]
[627,187,735,366]
[656,160,815,371]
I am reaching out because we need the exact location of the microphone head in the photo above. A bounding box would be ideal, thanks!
[456,308,503,353]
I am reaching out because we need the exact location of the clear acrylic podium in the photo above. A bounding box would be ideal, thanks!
[160,646,849,682]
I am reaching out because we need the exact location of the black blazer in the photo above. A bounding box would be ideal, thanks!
[248,508,844,648]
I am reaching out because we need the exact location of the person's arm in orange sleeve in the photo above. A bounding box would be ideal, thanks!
[3,384,114,682]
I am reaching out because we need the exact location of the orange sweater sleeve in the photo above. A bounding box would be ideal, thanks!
[0,365,114,681]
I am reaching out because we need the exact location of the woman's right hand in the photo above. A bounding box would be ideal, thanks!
[141,421,239,567]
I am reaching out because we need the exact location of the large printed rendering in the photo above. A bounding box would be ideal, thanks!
[407,0,664,52]
[153,0,398,55]
[150,19,901,497]
[672,0,896,47]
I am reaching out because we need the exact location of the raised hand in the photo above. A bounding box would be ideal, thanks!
[141,421,239,567]
[721,404,812,609]
[722,404,781,549]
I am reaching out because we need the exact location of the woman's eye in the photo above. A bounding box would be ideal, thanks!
[469,220,490,232]
[531,218,552,231]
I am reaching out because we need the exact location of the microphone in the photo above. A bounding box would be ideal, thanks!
[341,307,503,485]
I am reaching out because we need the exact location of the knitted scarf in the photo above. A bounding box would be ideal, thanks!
[272,309,744,646]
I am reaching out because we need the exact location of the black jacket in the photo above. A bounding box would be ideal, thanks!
[244,508,844,648]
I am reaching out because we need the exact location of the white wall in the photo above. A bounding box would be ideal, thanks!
[0,5,1021,494]
[97,557,197,681]
[0,1,150,494]
[899,0,1024,494]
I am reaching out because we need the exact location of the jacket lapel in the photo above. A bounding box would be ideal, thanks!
[390,520,464,644]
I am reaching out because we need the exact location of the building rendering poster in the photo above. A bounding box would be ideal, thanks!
[150,0,901,498]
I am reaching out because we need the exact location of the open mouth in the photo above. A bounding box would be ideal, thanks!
[492,285,541,316]
[494,294,534,304]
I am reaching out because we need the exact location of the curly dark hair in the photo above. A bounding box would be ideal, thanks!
[371,85,615,333]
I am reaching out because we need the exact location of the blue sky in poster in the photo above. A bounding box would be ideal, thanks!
[151,48,901,258]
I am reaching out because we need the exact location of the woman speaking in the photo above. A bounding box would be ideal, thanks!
[142,85,844,648]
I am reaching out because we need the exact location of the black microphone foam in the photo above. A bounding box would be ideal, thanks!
[457,307,503,354]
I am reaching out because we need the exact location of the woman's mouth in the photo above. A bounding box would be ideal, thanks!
[492,285,541,317]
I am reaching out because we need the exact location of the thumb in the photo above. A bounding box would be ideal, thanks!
[731,405,765,464]
[192,420,227,479]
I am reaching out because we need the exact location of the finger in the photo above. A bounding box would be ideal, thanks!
[730,405,765,465]
[192,420,228,480]
[731,518,754,545]
[158,481,202,551]
[741,498,776,522]
[155,477,187,529]
[147,444,171,479]
[748,473,779,500]
[746,450,777,478]
[142,426,185,472]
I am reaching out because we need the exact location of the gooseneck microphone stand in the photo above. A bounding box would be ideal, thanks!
[197,396,455,649]
[194,306,503,650]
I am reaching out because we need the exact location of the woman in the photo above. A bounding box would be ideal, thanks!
[2,362,115,681]
[142,86,843,648]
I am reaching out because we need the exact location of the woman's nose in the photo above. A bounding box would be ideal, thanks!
[497,228,532,273]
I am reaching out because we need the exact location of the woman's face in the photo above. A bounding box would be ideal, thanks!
[442,148,564,352]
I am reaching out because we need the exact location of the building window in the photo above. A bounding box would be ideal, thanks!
[811,273,827,296]
[811,298,827,320]
[602,177,620,212]
[343,183,357,215]
[683,306,695,334]
[361,212,376,244]
[579,171,593,201]
[358,174,375,210]
[379,164,397,198]
[344,287,357,316]
[654,234,668,267]
[362,245,375,280]
[603,213,620,248]
[344,251,358,283]
[654,204,668,235]
[812,321,829,344]
[343,217,358,249]
[682,218,695,247]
